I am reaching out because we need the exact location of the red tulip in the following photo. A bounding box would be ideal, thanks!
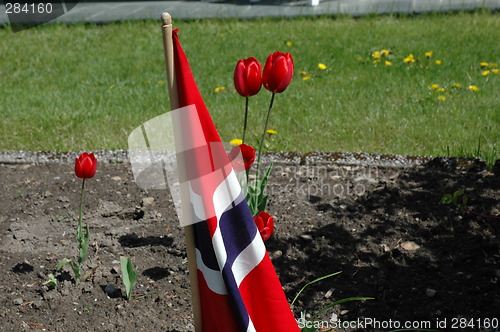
[74,152,97,179]
[254,211,274,242]
[234,57,262,97]
[229,144,256,171]
[262,51,294,93]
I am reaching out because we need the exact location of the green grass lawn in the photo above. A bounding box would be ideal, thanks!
[1,11,499,164]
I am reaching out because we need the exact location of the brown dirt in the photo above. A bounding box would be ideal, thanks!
[0,157,499,332]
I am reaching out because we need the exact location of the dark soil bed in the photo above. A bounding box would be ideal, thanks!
[0,157,499,331]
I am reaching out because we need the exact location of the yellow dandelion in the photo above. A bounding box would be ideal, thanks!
[468,85,480,92]
[437,87,445,92]
[492,68,500,74]
[425,51,433,58]
[480,62,489,68]
[230,139,243,146]
[302,75,312,81]
[437,95,446,101]
[489,63,498,68]
[267,129,278,135]
[482,70,491,76]
[214,86,225,93]
[372,51,381,59]
[373,59,380,64]
[109,84,115,89]
[385,60,392,66]
[429,84,440,90]
[381,49,391,57]
[451,83,462,89]
[286,41,293,47]
[403,54,415,63]
[318,63,327,70]
[435,60,442,65]
[299,71,308,75]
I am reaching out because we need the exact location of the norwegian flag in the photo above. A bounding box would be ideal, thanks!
[171,29,300,332]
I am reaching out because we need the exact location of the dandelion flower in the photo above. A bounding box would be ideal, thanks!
[429,84,440,90]
[266,129,278,135]
[437,87,445,92]
[385,61,392,66]
[109,84,115,89]
[302,75,312,81]
[214,86,225,93]
[403,54,415,63]
[468,85,480,92]
[285,41,293,47]
[480,62,489,68]
[373,59,380,64]
[437,95,446,101]
[492,68,500,74]
[318,63,327,70]
[372,51,381,59]
[482,70,491,76]
[425,51,433,58]
[435,60,442,65]
[451,83,462,89]
[230,139,243,146]
[381,49,391,57]
[299,71,308,75]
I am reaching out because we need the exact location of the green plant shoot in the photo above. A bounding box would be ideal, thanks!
[121,256,138,300]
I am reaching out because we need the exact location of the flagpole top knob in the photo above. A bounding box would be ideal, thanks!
[161,12,172,26]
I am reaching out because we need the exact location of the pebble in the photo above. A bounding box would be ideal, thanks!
[111,176,122,181]
[271,250,283,260]
[426,288,437,298]
[300,234,313,240]
[13,298,23,305]
[340,309,349,316]
[142,197,155,207]
[104,283,117,296]
[324,288,334,299]
[400,241,421,251]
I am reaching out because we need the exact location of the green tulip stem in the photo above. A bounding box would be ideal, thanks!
[256,92,275,179]
[77,178,85,248]
[75,178,86,283]
[242,97,249,144]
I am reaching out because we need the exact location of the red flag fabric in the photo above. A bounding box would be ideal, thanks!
[171,29,300,332]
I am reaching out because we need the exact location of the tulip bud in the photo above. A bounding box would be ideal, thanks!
[234,57,263,97]
[74,152,97,179]
[253,211,274,241]
[262,51,294,93]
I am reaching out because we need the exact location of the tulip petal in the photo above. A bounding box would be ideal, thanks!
[254,215,264,232]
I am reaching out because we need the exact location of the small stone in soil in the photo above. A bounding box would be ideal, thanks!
[400,241,421,251]
[104,283,116,295]
[426,288,437,298]
[13,298,23,305]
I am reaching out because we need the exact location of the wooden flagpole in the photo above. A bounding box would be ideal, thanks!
[161,12,203,332]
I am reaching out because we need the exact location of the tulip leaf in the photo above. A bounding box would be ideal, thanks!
[441,194,453,205]
[56,258,73,270]
[120,256,138,300]
[247,163,273,216]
